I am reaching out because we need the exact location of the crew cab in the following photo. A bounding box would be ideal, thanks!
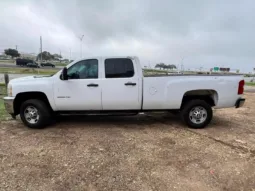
[4,56,245,129]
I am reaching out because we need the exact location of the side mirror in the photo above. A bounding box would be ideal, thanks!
[61,67,68,80]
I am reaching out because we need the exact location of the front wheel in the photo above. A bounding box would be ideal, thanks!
[181,99,212,129]
[20,99,51,129]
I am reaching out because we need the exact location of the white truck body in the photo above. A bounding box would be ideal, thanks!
[4,56,245,128]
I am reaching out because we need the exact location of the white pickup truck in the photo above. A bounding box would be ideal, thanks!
[4,56,245,129]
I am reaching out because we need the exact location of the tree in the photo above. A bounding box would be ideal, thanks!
[166,64,177,69]
[62,59,69,62]
[37,51,54,61]
[4,48,20,58]
[53,54,62,60]
[52,54,63,62]
[155,63,166,70]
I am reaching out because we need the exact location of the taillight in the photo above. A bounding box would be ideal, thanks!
[238,80,245,95]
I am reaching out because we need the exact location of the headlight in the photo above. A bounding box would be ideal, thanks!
[8,84,12,97]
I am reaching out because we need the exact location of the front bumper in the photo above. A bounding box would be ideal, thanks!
[3,97,15,114]
[235,98,245,108]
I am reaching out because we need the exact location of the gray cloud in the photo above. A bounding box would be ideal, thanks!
[0,0,254,72]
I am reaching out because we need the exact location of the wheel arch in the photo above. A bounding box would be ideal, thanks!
[181,89,218,109]
[14,91,53,115]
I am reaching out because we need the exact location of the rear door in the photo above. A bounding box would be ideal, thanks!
[101,58,141,110]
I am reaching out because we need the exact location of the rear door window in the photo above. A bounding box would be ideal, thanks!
[105,58,134,78]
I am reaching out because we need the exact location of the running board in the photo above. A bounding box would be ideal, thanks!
[57,111,139,116]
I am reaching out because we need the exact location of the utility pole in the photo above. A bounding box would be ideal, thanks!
[69,48,72,61]
[59,49,62,63]
[40,36,42,63]
[78,35,84,58]
[253,68,255,81]
[148,61,151,69]
[180,57,184,72]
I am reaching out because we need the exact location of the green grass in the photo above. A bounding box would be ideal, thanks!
[0,59,70,66]
[143,69,202,76]
[0,59,14,63]
[244,74,255,77]
[0,84,8,121]
[0,67,58,75]
[246,82,255,86]
[0,84,6,95]
[54,62,68,67]
[0,99,9,121]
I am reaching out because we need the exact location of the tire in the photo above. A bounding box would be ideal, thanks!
[181,99,212,129]
[20,99,51,129]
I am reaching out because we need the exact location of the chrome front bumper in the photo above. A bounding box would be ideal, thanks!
[3,97,15,114]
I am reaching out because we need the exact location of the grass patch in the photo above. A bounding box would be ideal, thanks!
[0,85,6,95]
[246,82,255,86]
[0,84,6,94]
[0,59,14,63]
[0,67,58,75]
[0,99,9,121]
[54,62,68,67]
[0,85,8,121]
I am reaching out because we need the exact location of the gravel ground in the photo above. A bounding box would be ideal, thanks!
[0,93,255,191]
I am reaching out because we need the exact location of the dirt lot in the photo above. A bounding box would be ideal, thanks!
[0,93,255,191]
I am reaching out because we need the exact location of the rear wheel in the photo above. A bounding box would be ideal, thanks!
[181,99,212,129]
[20,99,51,129]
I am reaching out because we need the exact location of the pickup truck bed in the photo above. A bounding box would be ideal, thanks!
[143,74,243,110]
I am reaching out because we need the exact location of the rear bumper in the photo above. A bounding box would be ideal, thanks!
[235,98,245,108]
[3,97,15,114]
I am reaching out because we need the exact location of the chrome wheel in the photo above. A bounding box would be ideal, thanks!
[189,106,207,124]
[24,106,39,124]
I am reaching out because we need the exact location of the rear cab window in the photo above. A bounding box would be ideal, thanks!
[105,58,134,78]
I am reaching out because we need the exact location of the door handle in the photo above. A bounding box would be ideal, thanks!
[125,82,136,86]
[87,83,99,87]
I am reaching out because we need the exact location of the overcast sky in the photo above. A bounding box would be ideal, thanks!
[0,0,254,72]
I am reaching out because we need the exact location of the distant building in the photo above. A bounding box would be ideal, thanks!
[0,54,11,60]
[20,52,36,60]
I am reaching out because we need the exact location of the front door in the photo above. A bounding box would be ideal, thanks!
[54,59,102,111]
[101,58,140,110]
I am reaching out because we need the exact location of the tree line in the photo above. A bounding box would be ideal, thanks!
[4,48,63,61]
[155,63,177,70]
[37,51,62,61]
